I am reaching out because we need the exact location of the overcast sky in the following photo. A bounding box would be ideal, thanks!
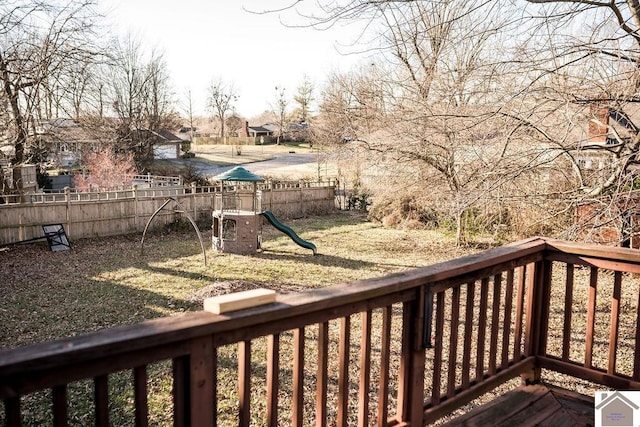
[103,0,365,119]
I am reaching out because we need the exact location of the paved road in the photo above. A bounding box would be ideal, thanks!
[194,151,319,179]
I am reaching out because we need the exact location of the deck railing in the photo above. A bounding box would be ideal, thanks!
[1,237,639,426]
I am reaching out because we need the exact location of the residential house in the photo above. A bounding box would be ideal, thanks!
[39,118,102,168]
[130,129,183,160]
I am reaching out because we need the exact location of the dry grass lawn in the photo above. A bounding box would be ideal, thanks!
[1,211,632,425]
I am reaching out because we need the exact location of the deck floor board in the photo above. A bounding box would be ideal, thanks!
[441,383,594,426]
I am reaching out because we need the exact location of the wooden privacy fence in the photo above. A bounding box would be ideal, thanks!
[0,180,336,245]
[1,237,640,425]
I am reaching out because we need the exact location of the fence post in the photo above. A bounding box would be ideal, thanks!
[191,182,197,220]
[133,185,139,232]
[64,187,71,238]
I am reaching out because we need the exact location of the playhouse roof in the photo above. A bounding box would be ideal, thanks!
[212,166,264,182]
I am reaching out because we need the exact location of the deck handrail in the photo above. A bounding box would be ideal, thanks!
[1,237,640,426]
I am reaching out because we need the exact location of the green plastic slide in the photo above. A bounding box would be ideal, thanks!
[260,210,317,255]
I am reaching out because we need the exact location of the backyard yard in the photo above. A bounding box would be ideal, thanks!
[0,211,473,350]
[1,212,634,425]
[0,211,478,425]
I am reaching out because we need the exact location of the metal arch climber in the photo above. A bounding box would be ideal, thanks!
[140,196,207,266]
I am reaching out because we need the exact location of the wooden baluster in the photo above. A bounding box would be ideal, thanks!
[94,375,109,427]
[501,270,514,369]
[538,261,553,355]
[489,273,502,376]
[608,271,622,374]
[172,356,189,427]
[317,323,329,427]
[5,397,21,427]
[476,278,489,382]
[585,267,598,368]
[238,340,251,427]
[358,311,372,427]
[293,328,305,427]
[52,385,68,427]
[431,291,445,405]
[134,366,148,427]
[634,283,640,381]
[267,334,280,427]
[562,264,574,360]
[513,265,527,361]
[337,316,350,427]
[447,286,461,398]
[377,306,392,427]
[462,281,475,389]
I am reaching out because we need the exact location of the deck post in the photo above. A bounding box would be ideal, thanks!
[521,259,551,385]
[396,286,426,425]
[190,336,215,427]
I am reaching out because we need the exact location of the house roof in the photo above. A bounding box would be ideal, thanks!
[131,128,182,144]
[37,119,102,144]
[248,126,272,134]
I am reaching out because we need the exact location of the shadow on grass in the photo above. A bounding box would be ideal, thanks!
[254,249,377,269]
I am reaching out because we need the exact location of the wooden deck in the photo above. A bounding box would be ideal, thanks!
[443,383,594,426]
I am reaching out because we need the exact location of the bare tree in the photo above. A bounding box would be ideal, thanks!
[293,75,314,123]
[109,36,178,164]
[0,0,104,166]
[207,78,238,138]
[273,86,289,144]
[313,1,543,243]
[182,88,196,141]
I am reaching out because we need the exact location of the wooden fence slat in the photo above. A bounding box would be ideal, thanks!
[608,271,622,375]
[52,385,67,427]
[5,397,21,427]
[338,316,351,427]
[489,273,502,376]
[476,278,489,381]
[317,323,329,427]
[562,264,574,360]
[431,291,445,405]
[585,267,598,368]
[501,270,514,369]
[0,184,335,245]
[267,334,280,427]
[293,328,305,427]
[513,265,527,361]
[377,306,392,427]
[462,282,475,389]
[358,311,372,427]
[238,340,251,427]
[447,286,461,398]
[94,375,109,427]
[133,366,148,427]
